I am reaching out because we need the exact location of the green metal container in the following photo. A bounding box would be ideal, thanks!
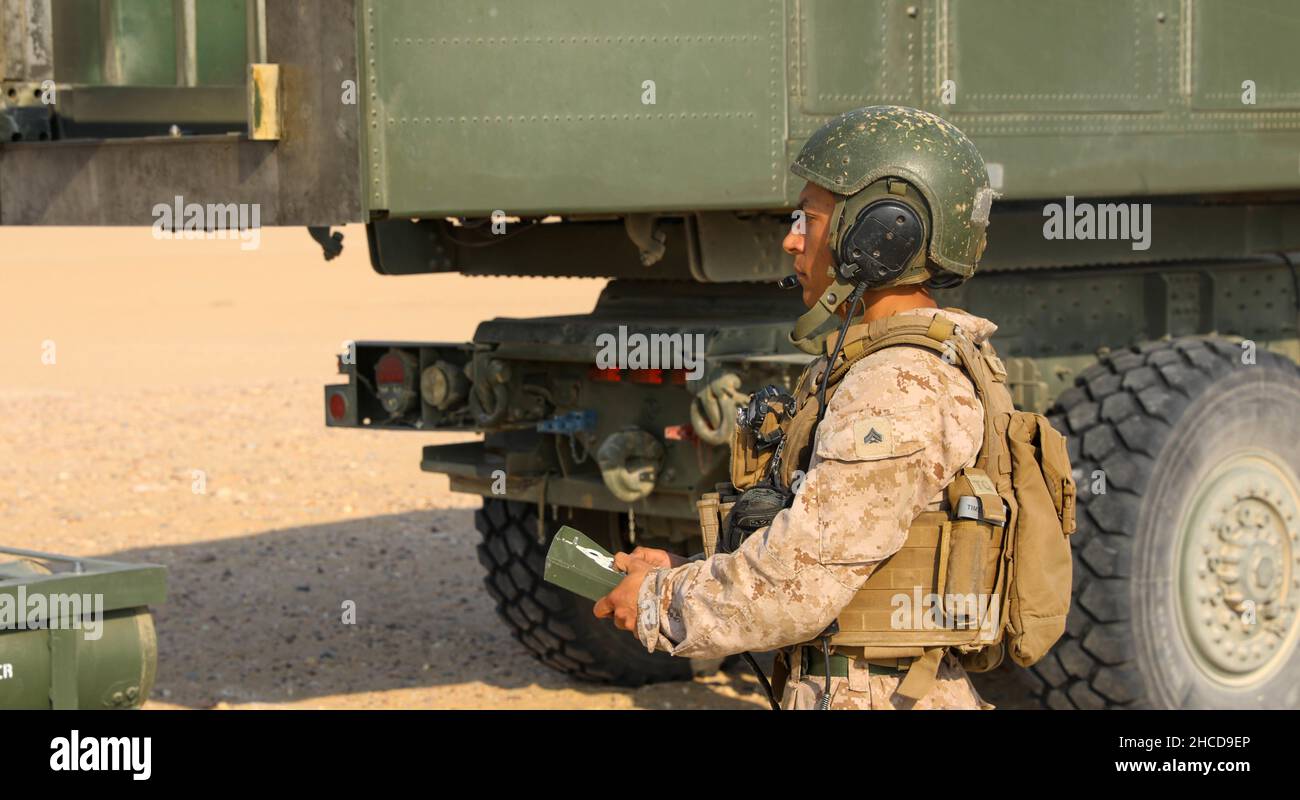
[0,547,164,710]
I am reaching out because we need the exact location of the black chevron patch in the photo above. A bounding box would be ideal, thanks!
[862,428,884,445]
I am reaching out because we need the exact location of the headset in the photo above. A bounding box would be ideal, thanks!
[787,178,933,354]
[827,177,928,290]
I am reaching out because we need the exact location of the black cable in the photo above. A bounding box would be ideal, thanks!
[817,635,834,711]
[808,288,865,711]
[1278,251,1300,312]
[725,287,867,712]
[741,652,781,711]
[716,511,780,710]
[815,286,868,427]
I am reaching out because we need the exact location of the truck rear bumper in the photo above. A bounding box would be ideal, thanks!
[421,441,699,520]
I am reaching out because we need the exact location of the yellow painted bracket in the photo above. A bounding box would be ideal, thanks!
[247,63,281,140]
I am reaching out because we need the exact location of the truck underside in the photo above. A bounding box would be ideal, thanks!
[328,255,1300,707]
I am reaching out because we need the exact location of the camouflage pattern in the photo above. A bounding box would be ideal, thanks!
[635,306,1000,709]
[790,106,994,280]
[781,649,993,710]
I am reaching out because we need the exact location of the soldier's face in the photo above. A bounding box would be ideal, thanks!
[783,183,838,309]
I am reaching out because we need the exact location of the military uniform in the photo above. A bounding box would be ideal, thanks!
[635,306,1004,710]
[615,106,1079,709]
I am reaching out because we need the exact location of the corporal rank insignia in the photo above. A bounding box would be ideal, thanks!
[851,417,894,458]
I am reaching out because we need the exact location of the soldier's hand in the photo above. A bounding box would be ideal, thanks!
[620,547,687,569]
[593,555,655,632]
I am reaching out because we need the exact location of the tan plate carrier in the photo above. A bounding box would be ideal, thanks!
[697,310,1062,701]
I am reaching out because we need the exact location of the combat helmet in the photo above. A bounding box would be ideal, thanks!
[788,105,996,352]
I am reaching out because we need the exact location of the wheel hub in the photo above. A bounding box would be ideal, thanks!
[1178,453,1300,684]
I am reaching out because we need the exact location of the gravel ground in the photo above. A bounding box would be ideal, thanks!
[0,226,767,710]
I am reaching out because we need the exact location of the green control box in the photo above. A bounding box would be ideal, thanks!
[543,526,624,602]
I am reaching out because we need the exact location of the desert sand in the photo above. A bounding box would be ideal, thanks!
[0,224,768,709]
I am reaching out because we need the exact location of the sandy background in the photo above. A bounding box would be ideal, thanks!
[0,224,768,709]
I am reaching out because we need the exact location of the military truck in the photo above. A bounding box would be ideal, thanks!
[5,0,1299,709]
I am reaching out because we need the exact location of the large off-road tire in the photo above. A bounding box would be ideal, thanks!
[1005,336,1300,709]
[475,498,693,686]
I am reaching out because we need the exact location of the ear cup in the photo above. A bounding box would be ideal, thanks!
[835,200,925,288]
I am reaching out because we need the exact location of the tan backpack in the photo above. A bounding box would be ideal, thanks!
[1001,411,1077,666]
[708,311,1077,695]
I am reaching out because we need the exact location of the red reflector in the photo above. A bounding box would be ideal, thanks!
[663,424,697,441]
[375,353,407,384]
[628,369,664,384]
[588,366,621,382]
[328,392,348,421]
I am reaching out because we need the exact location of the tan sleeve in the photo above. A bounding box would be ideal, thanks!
[635,346,983,658]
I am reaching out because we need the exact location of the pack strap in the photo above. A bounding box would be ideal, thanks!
[947,468,1006,526]
[804,649,910,678]
[934,519,953,602]
[925,314,959,344]
[823,314,1001,475]
[895,646,945,701]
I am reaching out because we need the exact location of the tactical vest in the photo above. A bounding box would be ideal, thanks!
[698,309,1076,699]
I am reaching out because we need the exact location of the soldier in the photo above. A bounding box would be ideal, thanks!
[594,105,1007,710]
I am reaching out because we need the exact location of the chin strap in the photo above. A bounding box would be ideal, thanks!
[788,278,856,355]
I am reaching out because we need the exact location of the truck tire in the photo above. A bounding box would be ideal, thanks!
[474,498,693,686]
[1009,336,1300,708]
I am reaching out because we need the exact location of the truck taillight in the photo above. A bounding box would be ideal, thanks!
[628,368,663,384]
[641,368,689,384]
[592,367,688,385]
[588,366,621,382]
[376,352,408,385]
[375,349,418,416]
[328,391,348,422]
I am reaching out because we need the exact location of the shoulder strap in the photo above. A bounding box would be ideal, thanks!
[820,314,1005,476]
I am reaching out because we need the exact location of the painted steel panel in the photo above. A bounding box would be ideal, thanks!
[360,0,788,216]
[1190,0,1300,110]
